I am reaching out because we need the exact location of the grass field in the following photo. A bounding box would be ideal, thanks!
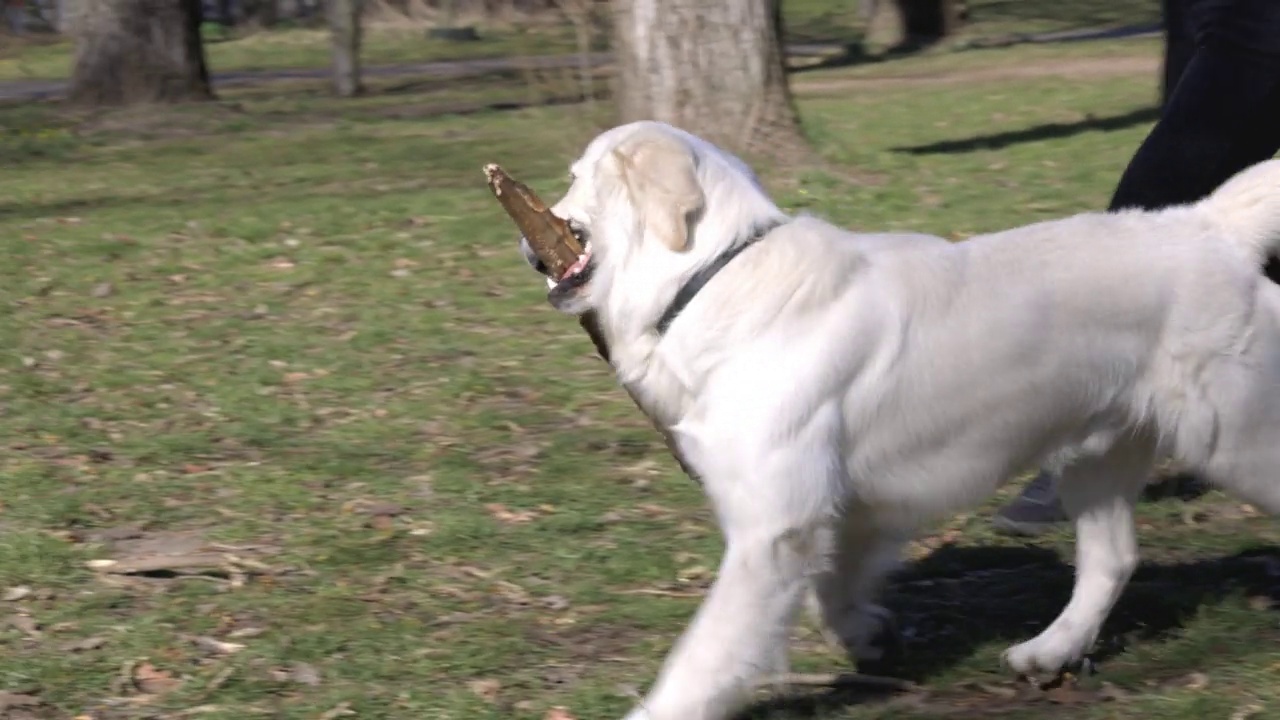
[2,22,1280,720]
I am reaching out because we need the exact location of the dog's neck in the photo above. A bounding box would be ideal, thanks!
[594,208,788,427]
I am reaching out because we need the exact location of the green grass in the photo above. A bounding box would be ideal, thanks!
[2,33,1280,720]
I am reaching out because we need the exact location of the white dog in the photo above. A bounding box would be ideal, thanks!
[516,120,1280,720]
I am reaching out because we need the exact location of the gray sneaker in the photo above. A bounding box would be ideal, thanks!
[992,471,1069,536]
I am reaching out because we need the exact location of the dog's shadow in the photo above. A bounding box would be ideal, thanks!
[738,541,1280,718]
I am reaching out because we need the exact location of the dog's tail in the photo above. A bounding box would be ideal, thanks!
[1198,158,1280,266]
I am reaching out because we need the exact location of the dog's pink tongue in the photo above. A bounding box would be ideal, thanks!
[560,254,590,281]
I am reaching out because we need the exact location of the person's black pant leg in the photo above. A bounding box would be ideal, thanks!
[1160,0,1196,109]
[1109,42,1280,214]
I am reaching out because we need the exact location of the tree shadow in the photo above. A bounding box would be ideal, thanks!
[738,542,1280,718]
[891,106,1160,156]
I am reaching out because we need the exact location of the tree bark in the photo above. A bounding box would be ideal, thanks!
[67,0,213,106]
[328,0,364,97]
[610,0,804,158]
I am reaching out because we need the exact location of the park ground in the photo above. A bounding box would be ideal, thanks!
[1,2,1279,720]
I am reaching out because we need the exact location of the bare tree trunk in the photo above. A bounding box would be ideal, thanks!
[871,0,961,51]
[241,0,277,26]
[215,0,235,26]
[897,0,960,42]
[67,0,214,106]
[6,0,28,34]
[611,0,804,158]
[328,0,364,97]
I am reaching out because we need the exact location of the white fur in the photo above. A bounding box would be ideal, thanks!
[528,121,1280,720]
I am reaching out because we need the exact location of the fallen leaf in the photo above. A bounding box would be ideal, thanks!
[1231,703,1265,720]
[60,636,108,652]
[8,614,41,638]
[3,586,32,602]
[133,661,181,694]
[289,661,321,686]
[1184,672,1210,691]
[192,636,245,655]
[484,503,536,525]
[468,678,501,703]
[541,595,571,611]
[544,707,577,720]
[319,702,355,719]
[0,691,41,710]
[91,282,115,298]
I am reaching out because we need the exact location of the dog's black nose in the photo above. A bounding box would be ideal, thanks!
[519,237,549,276]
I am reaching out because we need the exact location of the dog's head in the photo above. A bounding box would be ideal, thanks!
[519,121,782,320]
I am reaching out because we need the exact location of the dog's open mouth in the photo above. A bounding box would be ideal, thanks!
[546,229,593,313]
[558,241,592,280]
[551,230,593,293]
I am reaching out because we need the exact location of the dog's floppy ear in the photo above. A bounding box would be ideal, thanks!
[611,130,705,252]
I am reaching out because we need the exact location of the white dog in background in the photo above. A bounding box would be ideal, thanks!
[516,120,1280,720]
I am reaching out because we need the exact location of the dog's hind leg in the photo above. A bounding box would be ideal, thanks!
[806,513,906,666]
[1002,433,1156,677]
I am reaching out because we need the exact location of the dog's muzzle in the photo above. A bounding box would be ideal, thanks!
[516,234,595,314]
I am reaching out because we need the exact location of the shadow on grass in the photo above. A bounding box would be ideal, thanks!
[787,40,941,76]
[891,106,1160,156]
[740,542,1280,718]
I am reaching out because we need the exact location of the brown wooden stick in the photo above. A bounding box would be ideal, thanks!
[484,163,583,279]
[485,165,702,484]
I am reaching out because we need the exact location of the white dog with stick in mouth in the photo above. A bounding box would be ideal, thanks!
[514,120,1280,720]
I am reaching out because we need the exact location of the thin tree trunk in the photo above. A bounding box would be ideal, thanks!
[328,0,364,97]
[610,0,805,158]
[6,0,27,34]
[215,0,235,26]
[67,0,213,106]
[241,0,277,27]
[900,0,960,40]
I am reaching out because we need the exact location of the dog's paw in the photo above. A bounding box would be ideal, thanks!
[820,602,900,663]
[1001,629,1091,677]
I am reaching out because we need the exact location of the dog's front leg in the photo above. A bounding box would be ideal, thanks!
[623,524,829,720]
